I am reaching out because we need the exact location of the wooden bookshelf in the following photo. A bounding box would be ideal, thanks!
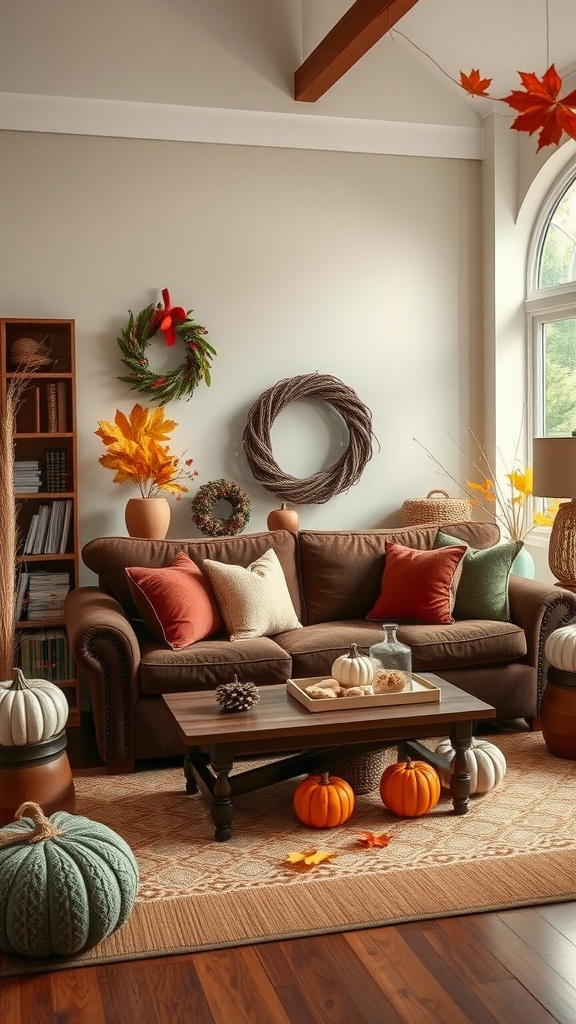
[1,318,80,726]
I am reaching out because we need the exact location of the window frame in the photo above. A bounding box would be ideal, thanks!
[526,162,576,434]
[525,160,576,527]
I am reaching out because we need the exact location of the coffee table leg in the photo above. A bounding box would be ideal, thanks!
[449,724,472,815]
[183,754,198,794]
[211,756,234,841]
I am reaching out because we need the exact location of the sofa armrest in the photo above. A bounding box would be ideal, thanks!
[64,586,142,768]
[508,576,576,712]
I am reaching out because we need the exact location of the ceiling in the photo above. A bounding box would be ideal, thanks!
[297,0,576,115]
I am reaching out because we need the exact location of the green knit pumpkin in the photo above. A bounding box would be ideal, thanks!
[0,801,139,958]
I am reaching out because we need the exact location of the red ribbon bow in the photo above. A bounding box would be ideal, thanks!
[151,288,187,347]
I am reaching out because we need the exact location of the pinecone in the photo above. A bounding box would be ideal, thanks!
[214,676,260,713]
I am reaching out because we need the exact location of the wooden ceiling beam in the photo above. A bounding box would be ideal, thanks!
[294,0,421,102]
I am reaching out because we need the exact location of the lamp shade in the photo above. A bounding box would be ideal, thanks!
[532,437,576,499]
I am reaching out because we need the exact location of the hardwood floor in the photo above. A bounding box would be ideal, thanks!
[2,717,576,1024]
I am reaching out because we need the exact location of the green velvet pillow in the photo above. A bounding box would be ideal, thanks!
[434,530,523,622]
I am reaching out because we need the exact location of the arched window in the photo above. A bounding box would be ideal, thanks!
[527,165,576,441]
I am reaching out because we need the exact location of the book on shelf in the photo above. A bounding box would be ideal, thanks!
[17,628,74,683]
[22,514,39,554]
[21,499,73,554]
[14,568,29,622]
[57,381,68,432]
[32,504,51,554]
[47,383,58,432]
[45,447,68,492]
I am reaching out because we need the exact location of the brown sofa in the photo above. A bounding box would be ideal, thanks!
[64,522,576,772]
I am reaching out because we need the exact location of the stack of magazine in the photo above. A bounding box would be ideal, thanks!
[14,569,70,622]
[14,460,42,492]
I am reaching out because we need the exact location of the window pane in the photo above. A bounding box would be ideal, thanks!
[543,318,576,434]
[539,178,576,287]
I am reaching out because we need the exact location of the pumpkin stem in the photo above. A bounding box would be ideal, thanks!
[320,772,331,785]
[10,666,30,691]
[348,644,359,659]
[0,801,64,847]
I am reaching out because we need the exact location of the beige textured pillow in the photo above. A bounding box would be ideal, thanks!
[203,548,302,641]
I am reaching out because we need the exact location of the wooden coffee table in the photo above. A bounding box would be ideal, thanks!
[163,675,495,841]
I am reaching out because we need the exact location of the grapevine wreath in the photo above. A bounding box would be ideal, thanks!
[242,373,377,504]
[117,288,216,405]
[191,479,252,537]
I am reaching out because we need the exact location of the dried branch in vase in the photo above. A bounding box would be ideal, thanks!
[414,426,558,543]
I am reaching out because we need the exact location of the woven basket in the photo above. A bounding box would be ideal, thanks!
[328,749,390,795]
[401,489,471,527]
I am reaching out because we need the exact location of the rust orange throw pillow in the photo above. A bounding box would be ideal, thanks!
[367,540,467,625]
[125,551,223,649]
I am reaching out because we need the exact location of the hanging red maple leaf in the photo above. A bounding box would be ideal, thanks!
[460,69,492,98]
[502,64,576,151]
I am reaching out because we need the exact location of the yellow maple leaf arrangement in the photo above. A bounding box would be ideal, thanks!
[95,403,198,499]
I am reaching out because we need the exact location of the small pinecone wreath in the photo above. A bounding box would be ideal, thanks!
[215,676,260,713]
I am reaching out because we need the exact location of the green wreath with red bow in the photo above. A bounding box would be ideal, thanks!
[117,288,216,405]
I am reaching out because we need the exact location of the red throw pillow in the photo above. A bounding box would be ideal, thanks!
[125,551,223,649]
[366,540,467,625]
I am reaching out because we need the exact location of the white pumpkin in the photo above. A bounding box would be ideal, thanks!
[0,667,69,746]
[331,644,374,689]
[435,737,507,795]
[545,625,576,672]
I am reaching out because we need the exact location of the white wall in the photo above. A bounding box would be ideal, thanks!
[1,129,482,587]
[0,0,488,586]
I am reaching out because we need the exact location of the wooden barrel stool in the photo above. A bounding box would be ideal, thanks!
[541,667,576,760]
[0,730,75,826]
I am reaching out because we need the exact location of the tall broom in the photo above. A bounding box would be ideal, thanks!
[0,375,33,680]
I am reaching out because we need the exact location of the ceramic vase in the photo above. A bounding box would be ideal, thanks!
[125,497,171,540]
[511,545,535,579]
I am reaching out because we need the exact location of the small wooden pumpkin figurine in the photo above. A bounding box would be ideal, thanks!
[331,644,374,689]
[293,772,355,828]
[380,758,441,817]
[0,667,69,746]
[266,502,299,533]
[0,801,139,958]
[434,737,507,794]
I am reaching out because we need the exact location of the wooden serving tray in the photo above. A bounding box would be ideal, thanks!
[287,675,441,712]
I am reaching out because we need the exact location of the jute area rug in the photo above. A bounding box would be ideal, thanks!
[2,730,576,977]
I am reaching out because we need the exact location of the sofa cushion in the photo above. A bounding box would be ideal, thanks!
[297,523,500,625]
[366,541,467,624]
[82,530,302,621]
[139,636,292,694]
[204,548,302,641]
[277,619,527,679]
[434,531,522,622]
[125,551,223,650]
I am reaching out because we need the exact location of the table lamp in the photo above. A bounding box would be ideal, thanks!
[532,436,576,588]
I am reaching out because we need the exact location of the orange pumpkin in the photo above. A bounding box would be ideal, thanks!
[293,772,355,828]
[379,758,441,817]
